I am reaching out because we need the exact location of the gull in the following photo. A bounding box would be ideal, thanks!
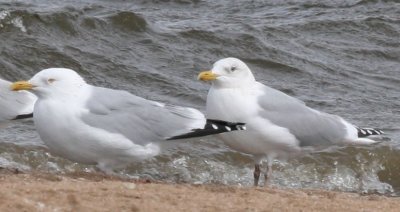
[11,68,245,173]
[198,57,383,186]
[0,78,36,123]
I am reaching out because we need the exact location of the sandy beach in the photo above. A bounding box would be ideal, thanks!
[0,168,398,212]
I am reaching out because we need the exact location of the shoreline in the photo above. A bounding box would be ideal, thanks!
[0,168,399,211]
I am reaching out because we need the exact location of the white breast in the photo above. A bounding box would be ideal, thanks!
[34,98,97,164]
[206,85,300,157]
[33,93,160,167]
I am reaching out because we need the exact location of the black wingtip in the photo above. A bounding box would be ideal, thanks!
[357,127,384,137]
[166,119,246,140]
[12,113,33,120]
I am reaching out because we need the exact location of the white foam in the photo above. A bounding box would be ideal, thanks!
[11,17,27,32]
[0,10,27,32]
[0,10,10,20]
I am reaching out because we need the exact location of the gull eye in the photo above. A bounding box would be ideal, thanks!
[47,78,56,84]
[230,66,237,72]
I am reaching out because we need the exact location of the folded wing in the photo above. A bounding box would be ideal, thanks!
[256,83,348,147]
[81,86,245,145]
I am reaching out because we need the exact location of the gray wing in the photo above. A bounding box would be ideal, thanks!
[81,86,206,145]
[0,79,36,122]
[256,83,347,147]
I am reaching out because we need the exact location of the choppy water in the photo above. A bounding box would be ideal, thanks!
[0,0,399,195]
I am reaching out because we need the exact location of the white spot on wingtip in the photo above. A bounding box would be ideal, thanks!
[367,130,373,134]
[239,126,246,130]
[225,126,231,131]
[211,124,218,129]
[360,129,366,134]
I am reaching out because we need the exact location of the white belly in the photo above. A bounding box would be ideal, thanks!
[34,100,98,164]
[34,100,160,166]
[206,87,300,157]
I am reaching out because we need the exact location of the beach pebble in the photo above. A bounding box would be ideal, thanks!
[123,183,136,190]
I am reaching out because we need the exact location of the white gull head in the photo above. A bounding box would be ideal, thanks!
[199,57,256,88]
[17,68,87,99]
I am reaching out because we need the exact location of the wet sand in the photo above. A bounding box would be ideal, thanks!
[0,169,399,212]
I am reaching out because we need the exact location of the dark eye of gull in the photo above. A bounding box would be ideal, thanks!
[230,66,237,72]
[47,78,56,84]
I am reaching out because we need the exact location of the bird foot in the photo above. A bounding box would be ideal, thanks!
[253,164,261,187]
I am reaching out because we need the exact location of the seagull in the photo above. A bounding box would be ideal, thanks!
[0,78,36,123]
[198,57,383,187]
[11,68,245,173]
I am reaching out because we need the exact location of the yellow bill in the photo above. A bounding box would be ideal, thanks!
[197,70,218,81]
[11,81,34,91]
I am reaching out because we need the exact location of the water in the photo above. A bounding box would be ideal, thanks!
[0,0,399,195]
